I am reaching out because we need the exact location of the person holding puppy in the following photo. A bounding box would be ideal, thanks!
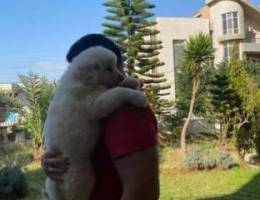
[41,34,159,200]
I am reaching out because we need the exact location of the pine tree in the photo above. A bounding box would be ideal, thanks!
[103,0,172,115]
[103,0,128,55]
[209,62,241,142]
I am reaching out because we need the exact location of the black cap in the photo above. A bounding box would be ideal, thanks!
[66,34,122,65]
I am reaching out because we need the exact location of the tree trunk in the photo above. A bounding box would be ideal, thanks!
[219,121,223,144]
[180,78,200,155]
[237,120,249,131]
[223,121,229,141]
[1,127,9,143]
[34,142,44,160]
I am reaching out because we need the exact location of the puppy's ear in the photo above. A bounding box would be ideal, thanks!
[73,62,98,86]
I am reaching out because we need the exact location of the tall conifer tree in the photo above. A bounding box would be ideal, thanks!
[103,0,172,114]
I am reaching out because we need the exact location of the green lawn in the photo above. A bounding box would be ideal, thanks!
[24,161,45,200]
[160,168,260,200]
[24,163,260,200]
[23,161,260,200]
[1,143,260,200]
[159,148,260,200]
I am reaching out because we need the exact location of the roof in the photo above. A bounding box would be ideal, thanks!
[193,6,210,18]
[194,0,260,20]
[206,0,260,14]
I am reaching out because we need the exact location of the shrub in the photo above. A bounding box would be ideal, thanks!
[158,114,182,148]
[203,151,217,169]
[183,147,237,170]
[234,123,255,157]
[183,147,204,170]
[255,135,260,157]
[254,122,260,157]
[218,151,237,169]
[254,117,260,157]
[0,166,28,199]
[0,143,34,167]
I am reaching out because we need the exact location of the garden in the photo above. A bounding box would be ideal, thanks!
[0,0,260,199]
[0,142,260,200]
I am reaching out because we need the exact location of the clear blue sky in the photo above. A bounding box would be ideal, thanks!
[0,0,260,83]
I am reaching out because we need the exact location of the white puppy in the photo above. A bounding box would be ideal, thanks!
[43,46,147,200]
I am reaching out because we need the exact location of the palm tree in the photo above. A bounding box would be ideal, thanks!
[180,33,214,154]
[19,72,56,157]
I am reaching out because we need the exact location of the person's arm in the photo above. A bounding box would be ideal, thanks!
[103,105,159,200]
[114,146,159,200]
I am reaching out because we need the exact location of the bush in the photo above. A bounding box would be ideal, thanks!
[234,123,255,157]
[203,151,217,170]
[183,147,204,170]
[218,151,237,169]
[158,114,182,148]
[0,166,28,199]
[255,134,260,157]
[183,147,237,170]
[254,116,260,156]
[0,143,34,168]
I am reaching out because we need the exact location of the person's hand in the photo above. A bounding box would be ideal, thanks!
[41,150,70,182]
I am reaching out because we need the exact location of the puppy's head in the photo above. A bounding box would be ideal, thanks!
[71,46,125,88]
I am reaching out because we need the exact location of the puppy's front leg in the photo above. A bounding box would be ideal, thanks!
[93,87,148,119]
[119,76,143,89]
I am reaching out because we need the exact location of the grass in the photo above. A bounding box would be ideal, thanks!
[1,143,260,200]
[24,161,45,200]
[0,143,46,200]
[160,168,260,200]
[159,148,260,200]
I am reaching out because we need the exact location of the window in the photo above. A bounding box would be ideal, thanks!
[173,40,185,100]
[173,40,185,70]
[224,42,234,60]
[222,12,239,35]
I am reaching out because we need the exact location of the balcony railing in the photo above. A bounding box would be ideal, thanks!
[244,37,260,44]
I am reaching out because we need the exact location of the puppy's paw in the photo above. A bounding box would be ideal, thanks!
[130,91,148,108]
[120,77,141,89]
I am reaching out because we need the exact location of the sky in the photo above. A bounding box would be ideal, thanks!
[0,0,260,83]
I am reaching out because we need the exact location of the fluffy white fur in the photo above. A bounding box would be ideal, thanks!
[43,46,147,200]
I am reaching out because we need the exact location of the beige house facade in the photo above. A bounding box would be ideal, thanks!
[0,83,24,96]
[157,0,260,102]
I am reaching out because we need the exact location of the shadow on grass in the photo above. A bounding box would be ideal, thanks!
[197,173,260,200]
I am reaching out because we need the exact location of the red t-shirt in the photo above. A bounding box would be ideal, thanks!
[90,105,158,200]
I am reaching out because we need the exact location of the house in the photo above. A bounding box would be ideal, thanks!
[0,83,25,142]
[0,83,26,110]
[0,83,24,96]
[156,0,260,102]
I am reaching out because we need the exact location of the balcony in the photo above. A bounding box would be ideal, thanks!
[218,33,245,42]
[244,37,260,44]
[241,37,260,55]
